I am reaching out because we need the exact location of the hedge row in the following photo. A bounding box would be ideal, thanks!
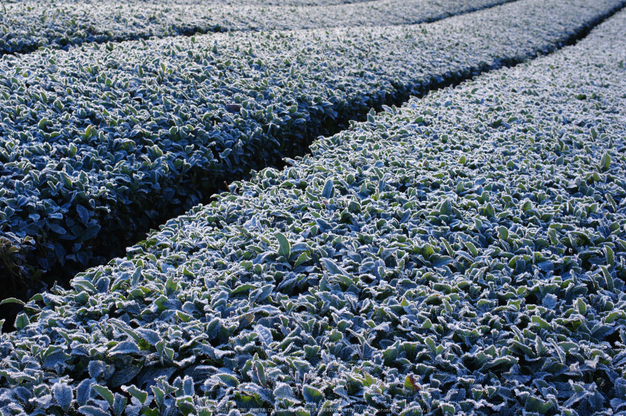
[1,0,624,306]
[0,0,514,55]
[1,6,625,415]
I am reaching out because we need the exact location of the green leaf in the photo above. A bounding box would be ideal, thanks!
[121,385,148,404]
[255,361,266,387]
[216,373,239,387]
[441,238,455,256]
[605,246,615,267]
[531,316,551,330]
[14,313,29,330]
[29,293,44,302]
[83,125,96,140]
[600,265,614,291]
[92,385,114,407]
[304,345,320,360]
[558,342,578,353]
[404,375,419,392]
[439,199,452,216]
[38,118,49,130]
[320,258,347,276]
[151,386,165,407]
[497,226,509,240]
[548,229,559,245]
[348,200,361,213]
[177,397,197,416]
[165,276,179,295]
[250,284,274,303]
[302,385,324,403]
[53,98,64,111]
[600,152,611,171]
[425,336,437,353]
[320,258,354,287]
[275,232,291,258]
[136,328,160,346]
[321,178,334,199]
[606,311,621,323]
[526,396,553,413]
[207,317,222,340]
[72,279,97,294]
[112,393,127,416]
[274,383,297,400]
[108,340,140,356]
[231,283,255,295]
[293,251,312,268]
[0,297,25,306]
[464,241,478,257]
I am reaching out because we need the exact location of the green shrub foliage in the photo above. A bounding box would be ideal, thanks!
[0,0,622,302]
[1,4,626,414]
[0,0,514,55]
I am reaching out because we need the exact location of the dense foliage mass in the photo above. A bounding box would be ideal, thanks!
[0,0,514,55]
[0,0,622,309]
[1,4,625,415]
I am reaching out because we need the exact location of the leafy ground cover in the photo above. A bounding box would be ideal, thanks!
[1,4,626,415]
[1,0,623,316]
[0,0,514,55]
[147,0,377,6]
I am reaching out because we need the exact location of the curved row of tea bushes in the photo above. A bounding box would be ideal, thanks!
[1,0,624,305]
[0,0,514,55]
[1,6,626,415]
[150,0,376,6]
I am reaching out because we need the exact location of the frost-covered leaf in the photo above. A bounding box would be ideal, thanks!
[53,382,73,412]
[274,382,297,401]
[302,385,324,403]
[255,325,273,345]
[215,374,239,388]
[136,328,161,346]
[76,379,93,406]
[92,385,114,407]
[275,232,291,258]
[79,405,110,416]
[108,340,140,356]
[121,385,148,405]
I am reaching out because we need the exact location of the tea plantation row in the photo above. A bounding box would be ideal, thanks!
[2,5,625,415]
[0,0,622,310]
[0,0,514,55]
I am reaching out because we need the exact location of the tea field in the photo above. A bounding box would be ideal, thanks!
[0,0,621,315]
[1,0,626,415]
